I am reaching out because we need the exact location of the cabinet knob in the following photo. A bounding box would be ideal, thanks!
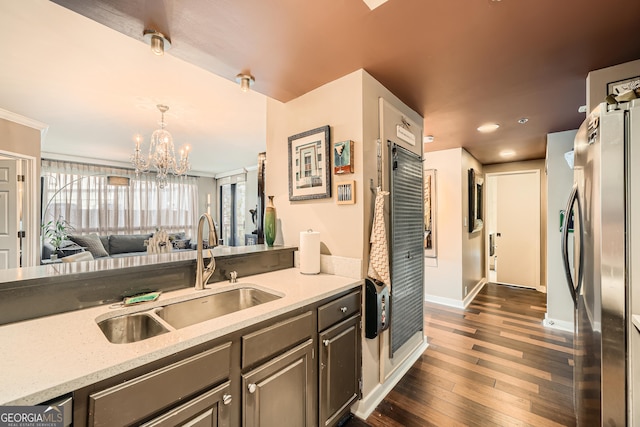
[340,306,347,313]
[222,394,232,405]
[323,339,330,347]
[248,383,257,394]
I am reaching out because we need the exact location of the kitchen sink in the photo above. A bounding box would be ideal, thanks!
[155,287,281,329]
[97,312,169,344]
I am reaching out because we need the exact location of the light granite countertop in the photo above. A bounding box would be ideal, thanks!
[0,268,361,405]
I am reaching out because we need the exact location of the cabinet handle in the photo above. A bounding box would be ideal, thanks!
[323,339,330,347]
[340,306,347,313]
[222,394,232,405]
[248,383,257,394]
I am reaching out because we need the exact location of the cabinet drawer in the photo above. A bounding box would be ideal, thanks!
[242,311,313,369]
[318,291,361,331]
[89,342,232,427]
[141,381,231,427]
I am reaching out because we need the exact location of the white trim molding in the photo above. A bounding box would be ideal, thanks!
[424,278,486,309]
[543,315,574,333]
[351,338,428,420]
[0,108,49,137]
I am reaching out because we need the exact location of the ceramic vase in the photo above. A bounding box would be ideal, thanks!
[265,196,276,247]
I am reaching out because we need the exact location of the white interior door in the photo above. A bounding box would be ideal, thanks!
[0,159,18,269]
[494,170,540,288]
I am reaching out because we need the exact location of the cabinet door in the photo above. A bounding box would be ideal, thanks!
[319,315,361,427]
[141,381,231,427]
[243,339,315,427]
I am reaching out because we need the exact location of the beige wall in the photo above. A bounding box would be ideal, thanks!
[265,70,364,260]
[587,59,640,113]
[423,148,463,301]
[484,159,547,289]
[462,149,484,296]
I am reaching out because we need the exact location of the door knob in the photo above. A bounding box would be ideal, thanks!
[248,383,257,394]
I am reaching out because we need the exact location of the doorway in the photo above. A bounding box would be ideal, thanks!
[0,150,37,268]
[485,170,540,289]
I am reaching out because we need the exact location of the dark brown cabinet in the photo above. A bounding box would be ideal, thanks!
[242,339,315,427]
[73,286,362,427]
[317,291,362,427]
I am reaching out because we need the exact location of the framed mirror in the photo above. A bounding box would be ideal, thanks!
[468,168,484,233]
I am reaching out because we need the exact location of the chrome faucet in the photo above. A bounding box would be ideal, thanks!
[195,213,219,290]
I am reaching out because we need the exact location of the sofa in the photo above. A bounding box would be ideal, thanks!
[42,232,194,261]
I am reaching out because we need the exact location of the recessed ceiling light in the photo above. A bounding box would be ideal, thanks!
[518,118,528,124]
[423,135,434,143]
[500,150,516,157]
[477,123,500,133]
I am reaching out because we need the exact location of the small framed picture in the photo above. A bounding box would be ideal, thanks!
[336,181,355,205]
[334,140,354,174]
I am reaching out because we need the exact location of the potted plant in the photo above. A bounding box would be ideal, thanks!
[43,217,74,260]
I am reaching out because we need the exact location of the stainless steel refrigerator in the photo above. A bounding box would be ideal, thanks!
[562,99,640,426]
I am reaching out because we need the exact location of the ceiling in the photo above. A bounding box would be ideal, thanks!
[3,1,640,172]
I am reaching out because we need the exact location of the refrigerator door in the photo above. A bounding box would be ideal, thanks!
[571,109,602,425]
[570,103,628,426]
[598,104,627,427]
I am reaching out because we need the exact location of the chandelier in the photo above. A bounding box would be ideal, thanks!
[131,104,191,189]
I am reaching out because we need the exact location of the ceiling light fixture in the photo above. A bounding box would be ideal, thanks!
[131,104,190,189]
[518,117,529,124]
[477,123,500,133]
[500,150,516,157]
[143,29,171,56]
[235,73,255,92]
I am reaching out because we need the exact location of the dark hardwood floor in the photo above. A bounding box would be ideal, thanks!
[345,283,575,427]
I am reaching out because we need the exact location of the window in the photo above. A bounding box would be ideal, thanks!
[41,160,199,238]
[220,181,246,246]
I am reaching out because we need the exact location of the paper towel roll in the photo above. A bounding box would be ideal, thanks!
[300,230,320,275]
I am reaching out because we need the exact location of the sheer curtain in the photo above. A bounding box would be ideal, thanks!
[42,160,198,238]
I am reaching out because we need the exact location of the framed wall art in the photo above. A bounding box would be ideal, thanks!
[334,140,354,174]
[288,125,331,201]
[468,168,484,233]
[336,180,355,205]
[424,169,437,257]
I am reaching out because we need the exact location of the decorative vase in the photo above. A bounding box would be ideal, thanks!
[264,196,277,247]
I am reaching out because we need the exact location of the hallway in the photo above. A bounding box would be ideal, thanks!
[348,283,575,426]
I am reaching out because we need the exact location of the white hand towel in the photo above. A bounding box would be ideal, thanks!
[368,187,391,288]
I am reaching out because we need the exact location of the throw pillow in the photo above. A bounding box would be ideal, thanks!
[68,234,109,258]
[172,239,191,250]
[109,234,152,255]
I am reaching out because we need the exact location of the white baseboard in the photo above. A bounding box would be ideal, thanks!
[424,278,486,309]
[462,278,486,308]
[543,316,574,333]
[351,340,429,420]
[424,294,465,308]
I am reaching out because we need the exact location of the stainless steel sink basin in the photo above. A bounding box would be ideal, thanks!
[98,312,169,344]
[155,287,281,329]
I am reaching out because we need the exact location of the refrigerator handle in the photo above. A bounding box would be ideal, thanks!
[561,184,584,307]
